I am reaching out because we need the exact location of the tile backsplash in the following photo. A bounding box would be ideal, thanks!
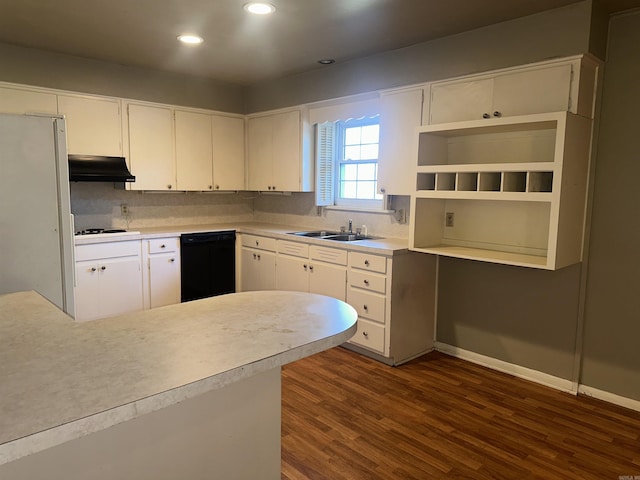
[70,184,410,239]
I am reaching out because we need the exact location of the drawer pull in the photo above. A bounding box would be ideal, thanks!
[363,279,369,285]
[100,266,106,271]
[362,331,369,338]
[364,260,370,266]
[363,305,368,311]
[303,264,308,271]
[91,267,97,272]
[253,253,257,259]
[255,240,260,246]
[170,258,175,263]
[160,244,166,249]
[257,254,261,260]
[309,265,314,271]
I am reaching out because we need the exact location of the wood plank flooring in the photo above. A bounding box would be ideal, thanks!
[281,347,640,480]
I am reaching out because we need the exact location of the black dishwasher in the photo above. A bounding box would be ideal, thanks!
[180,231,236,302]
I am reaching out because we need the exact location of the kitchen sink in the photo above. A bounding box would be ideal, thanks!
[289,230,341,237]
[288,231,379,242]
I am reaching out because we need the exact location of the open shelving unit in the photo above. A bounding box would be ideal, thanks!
[409,111,593,270]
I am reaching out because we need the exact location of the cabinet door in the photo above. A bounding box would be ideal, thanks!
[241,248,276,291]
[212,115,245,190]
[98,257,144,318]
[128,103,175,190]
[247,115,272,191]
[275,255,309,293]
[175,110,214,191]
[378,88,424,195]
[309,262,346,301]
[429,78,493,124]
[272,110,301,191]
[149,254,181,308]
[58,95,122,156]
[74,262,101,321]
[492,64,572,118]
[0,87,57,115]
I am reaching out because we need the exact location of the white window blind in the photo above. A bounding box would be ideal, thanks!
[315,122,335,206]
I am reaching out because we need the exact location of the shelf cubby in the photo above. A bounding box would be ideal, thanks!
[478,172,501,192]
[410,112,593,270]
[502,172,527,192]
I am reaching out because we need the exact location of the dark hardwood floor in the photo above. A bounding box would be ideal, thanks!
[281,347,640,480]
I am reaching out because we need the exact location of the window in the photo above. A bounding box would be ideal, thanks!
[315,116,382,209]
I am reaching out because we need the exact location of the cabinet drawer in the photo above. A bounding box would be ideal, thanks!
[241,234,276,252]
[349,270,386,294]
[277,240,309,258]
[347,287,385,324]
[310,245,347,265]
[349,252,387,273]
[349,318,385,354]
[147,237,179,254]
[76,240,141,261]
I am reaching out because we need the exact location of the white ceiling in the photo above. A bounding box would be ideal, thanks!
[0,0,638,86]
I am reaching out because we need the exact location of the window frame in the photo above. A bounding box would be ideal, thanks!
[333,116,383,209]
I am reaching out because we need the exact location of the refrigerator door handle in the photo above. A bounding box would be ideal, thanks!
[70,213,77,288]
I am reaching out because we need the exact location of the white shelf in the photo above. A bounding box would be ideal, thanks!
[410,245,549,269]
[410,111,593,270]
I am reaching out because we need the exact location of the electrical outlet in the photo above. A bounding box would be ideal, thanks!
[445,212,455,227]
[120,204,129,216]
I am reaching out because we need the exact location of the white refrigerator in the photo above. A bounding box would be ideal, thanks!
[0,113,75,316]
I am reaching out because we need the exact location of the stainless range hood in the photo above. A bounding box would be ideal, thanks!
[68,154,135,182]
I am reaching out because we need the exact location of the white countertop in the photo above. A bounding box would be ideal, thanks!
[74,221,410,255]
[0,290,357,465]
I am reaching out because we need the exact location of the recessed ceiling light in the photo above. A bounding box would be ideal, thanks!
[244,2,275,15]
[177,34,203,45]
[318,59,335,65]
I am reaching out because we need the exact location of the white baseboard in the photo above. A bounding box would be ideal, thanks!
[578,385,640,413]
[434,342,576,394]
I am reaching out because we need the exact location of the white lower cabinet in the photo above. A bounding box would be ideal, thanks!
[240,234,276,292]
[346,250,437,365]
[75,241,144,321]
[142,237,181,309]
[275,241,347,301]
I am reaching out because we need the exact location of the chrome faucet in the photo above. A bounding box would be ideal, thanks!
[348,219,353,234]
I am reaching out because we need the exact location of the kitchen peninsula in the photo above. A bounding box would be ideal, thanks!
[0,289,357,479]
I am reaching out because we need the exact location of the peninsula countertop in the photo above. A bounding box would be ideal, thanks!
[0,290,357,465]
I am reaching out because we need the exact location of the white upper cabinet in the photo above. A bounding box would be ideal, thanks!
[212,115,245,191]
[428,58,596,124]
[175,110,214,191]
[57,94,123,156]
[127,103,175,191]
[0,86,57,115]
[377,87,426,196]
[174,111,245,191]
[247,109,312,192]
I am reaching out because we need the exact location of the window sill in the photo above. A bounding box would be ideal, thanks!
[322,205,395,215]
